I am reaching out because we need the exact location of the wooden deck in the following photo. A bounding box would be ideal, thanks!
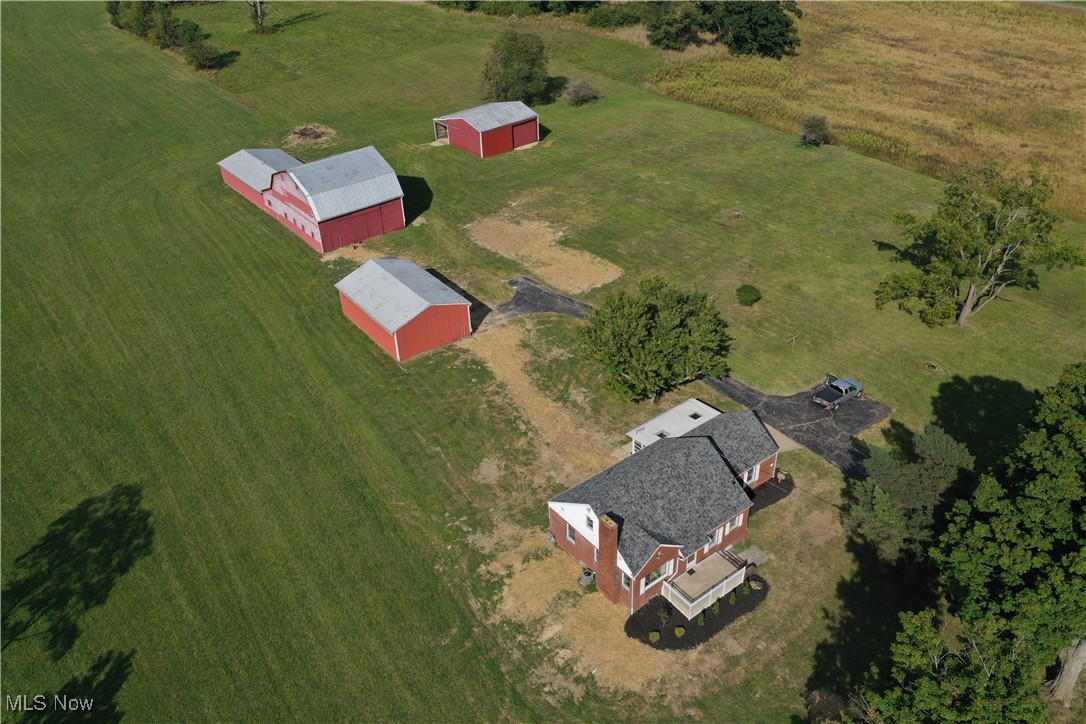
[663,550,748,619]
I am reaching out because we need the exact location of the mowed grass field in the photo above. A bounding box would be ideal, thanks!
[649,1,1086,220]
[2,2,1083,721]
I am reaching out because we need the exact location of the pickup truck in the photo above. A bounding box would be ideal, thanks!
[812,375,863,410]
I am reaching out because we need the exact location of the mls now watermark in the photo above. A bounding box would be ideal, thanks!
[6,693,95,713]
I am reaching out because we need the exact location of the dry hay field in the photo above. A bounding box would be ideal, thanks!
[650,1,1086,219]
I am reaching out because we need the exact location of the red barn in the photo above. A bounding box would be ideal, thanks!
[217,146,405,253]
[433,102,539,158]
[335,257,472,362]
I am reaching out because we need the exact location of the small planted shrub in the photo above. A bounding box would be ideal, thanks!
[566,80,600,106]
[729,591,738,605]
[801,116,831,147]
[697,612,706,627]
[658,605,672,628]
[711,600,721,615]
[742,581,751,596]
[649,630,661,643]
[184,41,222,70]
[675,626,687,638]
[737,284,762,307]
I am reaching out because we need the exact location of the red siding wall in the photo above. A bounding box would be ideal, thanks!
[394,304,472,362]
[747,452,779,489]
[481,125,515,158]
[221,169,267,208]
[339,292,399,360]
[630,547,683,612]
[443,118,483,158]
[548,508,602,574]
[318,198,405,252]
[512,119,538,148]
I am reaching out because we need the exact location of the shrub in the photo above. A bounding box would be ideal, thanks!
[742,581,751,596]
[117,1,153,36]
[148,7,180,49]
[675,626,687,638]
[105,1,122,27]
[697,612,706,627]
[737,284,762,307]
[658,605,672,628]
[730,591,738,604]
[477,1,542,16]
[565,80,599,106]
[801,116,831,147]
[585,2,644,29]
[177,19,204,47]
[711,600,721,615]
[184,41,221,70]
[649,630,661,643]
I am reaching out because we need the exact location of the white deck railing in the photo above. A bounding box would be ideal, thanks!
[663,566,747,620]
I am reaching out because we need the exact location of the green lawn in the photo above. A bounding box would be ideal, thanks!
[2,2,1082,720]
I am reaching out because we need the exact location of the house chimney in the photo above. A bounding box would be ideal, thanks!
[596,514,621,603]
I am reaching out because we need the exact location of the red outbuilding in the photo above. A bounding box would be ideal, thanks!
[433,102,539,158]
[217,146,405,253]
[335,257,472,362]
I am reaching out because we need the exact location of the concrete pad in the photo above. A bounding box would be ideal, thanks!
[765,423,803,452]
[734,544,772,566]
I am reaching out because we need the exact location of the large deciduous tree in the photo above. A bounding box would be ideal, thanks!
[875,162,1083,328]
[246,0,272,34]
[698,1,803,59]
[935,362,1086,707]
[845,425,973,563]
[580,277,731,403]
[481,29,549,105]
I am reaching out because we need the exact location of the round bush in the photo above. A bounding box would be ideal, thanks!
[675,626,686,638]
[649,630,661,643]
[729,591,738,605]
[737,285,762,307]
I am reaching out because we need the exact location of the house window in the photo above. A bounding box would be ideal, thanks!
[586,515,594,531]
[725,512,745,535]
[742,463,761,485]
[594,548,599,563]
[642,561,670,592]
[621,572,631,590]
[566,523,576,543]
[704,526,722,552]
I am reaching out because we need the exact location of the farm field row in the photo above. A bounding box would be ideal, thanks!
[2,2,1083,720]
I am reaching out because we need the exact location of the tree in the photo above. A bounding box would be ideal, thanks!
[854,610,1048,723]
[845,426,973,563]
[875,162,1084,327]
[935,363,1086,707]
[482,29,549,104]
[644,2,703,51]
[801,116,830,147]
[580,277,731,402]
[698,1,803,59]
[246,0,272,34]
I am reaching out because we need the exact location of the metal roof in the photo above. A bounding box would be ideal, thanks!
[627,399,722,449]
[552,437,753,574]
[334,257,470,334]
[434,101,538,133]
[289,147,403,222]
[217,149,301,192]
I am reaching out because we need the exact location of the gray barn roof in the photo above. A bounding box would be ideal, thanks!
[434,101,538,133]
[682,411,779,477]
[552,437,753,574]
[334,257,470,334]
[217,149,301,192]
[289,147,403,222]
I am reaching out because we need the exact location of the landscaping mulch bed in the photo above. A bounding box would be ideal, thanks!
[624,575,770,651]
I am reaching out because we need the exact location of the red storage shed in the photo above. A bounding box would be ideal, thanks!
[433,102,539,158]
[217,146,406,253]
[335,257,473,362]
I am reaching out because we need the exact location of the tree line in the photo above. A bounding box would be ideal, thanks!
[105,1,225,69]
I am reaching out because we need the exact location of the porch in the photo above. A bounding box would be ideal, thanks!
[662,550,748,619]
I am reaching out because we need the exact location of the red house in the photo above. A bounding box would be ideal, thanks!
[433,102,539,158]
[217,146,405,253]
[335,257,472,362]
[549,404,779,617]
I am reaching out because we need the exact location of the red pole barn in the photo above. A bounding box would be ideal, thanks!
[335,257,473,362]
[433,102,539,158]
[217,146,405,253]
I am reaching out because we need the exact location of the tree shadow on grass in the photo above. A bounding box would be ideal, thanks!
[1,485,154,661]
[806,537,941,700]
[398,176,432,226]
[538,75,569,105]
[20,649,136,724]
[931,374,1038,473]
[272,11,326,30]
[215,50,241,70]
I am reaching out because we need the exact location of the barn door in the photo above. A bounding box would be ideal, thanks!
[512,120,536,148]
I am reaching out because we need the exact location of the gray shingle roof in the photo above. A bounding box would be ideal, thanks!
[552,437,753,574]
[217,149,301,192]
[683,411,779,477]
[288,147,403,222]
[434,101,537,133]
[334,257,470,334]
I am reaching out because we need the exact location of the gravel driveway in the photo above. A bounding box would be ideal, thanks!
[704,377,891,478]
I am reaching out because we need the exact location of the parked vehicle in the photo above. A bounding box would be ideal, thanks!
[812,374,863,410]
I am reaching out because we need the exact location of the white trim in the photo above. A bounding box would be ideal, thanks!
[548,502,598,548]
[479,129,484,158]
[641,559,672,593]
[399,197,406,229]
[536,118,540,142]
[393,332,401,362]
[566,522,576,543]
[725,512,745,535]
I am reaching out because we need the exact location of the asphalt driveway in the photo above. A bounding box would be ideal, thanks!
[478,276,593,329]
[704,377,891,478]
